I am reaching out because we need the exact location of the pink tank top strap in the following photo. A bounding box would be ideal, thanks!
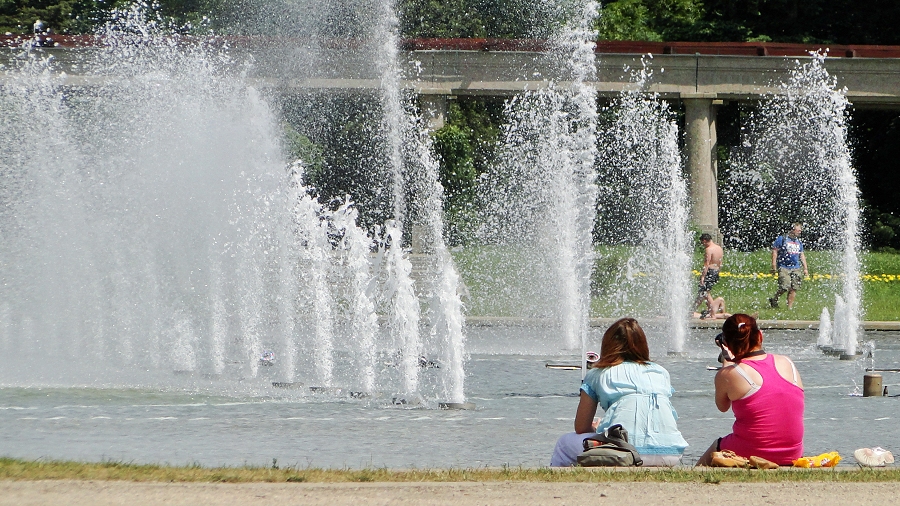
[739,354,798,387]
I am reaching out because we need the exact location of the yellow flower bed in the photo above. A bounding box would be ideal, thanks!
[690,271,900,282]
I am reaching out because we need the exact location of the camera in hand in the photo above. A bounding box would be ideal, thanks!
[714,333,730,363]
[714,333,725,348]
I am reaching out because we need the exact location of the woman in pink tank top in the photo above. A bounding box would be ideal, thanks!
[696,314,804,466]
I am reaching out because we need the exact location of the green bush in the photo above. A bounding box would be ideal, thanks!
[282,123,323,174]
[867,209,900,251]
[432,124,475,201]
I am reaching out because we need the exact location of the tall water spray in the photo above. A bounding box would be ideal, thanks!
[721,53,862,355]
[478,1,599,354]
[0,6,296,384]
[818,306,833,349]
[287,164,338,386]
[370,0,469,402]
[553,0,601,357]
[793,55,862,357]
[595,60,691,353]
[0,6,359,395]
[366,0,424,397]
[405,116,468,404]
[332,199,380,394]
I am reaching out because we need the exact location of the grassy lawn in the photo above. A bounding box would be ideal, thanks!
[452,247,900,321]
[694,250,900,321]
[1,457,899,483]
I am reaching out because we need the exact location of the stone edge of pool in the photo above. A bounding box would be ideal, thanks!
[463,316,900,331]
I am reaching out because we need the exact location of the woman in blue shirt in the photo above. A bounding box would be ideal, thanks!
[550,318,688,466]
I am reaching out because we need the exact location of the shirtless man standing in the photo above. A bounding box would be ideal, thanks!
[693,233,724,317]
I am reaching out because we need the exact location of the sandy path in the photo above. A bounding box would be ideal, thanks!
[2,480,898,506]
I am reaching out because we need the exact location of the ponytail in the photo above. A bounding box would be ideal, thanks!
[721,314,762,360]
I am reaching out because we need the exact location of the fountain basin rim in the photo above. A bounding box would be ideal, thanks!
[462,316,900,331]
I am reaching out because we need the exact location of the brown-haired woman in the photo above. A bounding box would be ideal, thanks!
[550,318,688,466]
[696,313,804,466]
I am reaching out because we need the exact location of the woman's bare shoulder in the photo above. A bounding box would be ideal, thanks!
[772,354,803,385]
[772,353,797,367]
[714,363,739,381]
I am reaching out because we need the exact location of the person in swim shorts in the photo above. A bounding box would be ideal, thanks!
[693,233,723,317]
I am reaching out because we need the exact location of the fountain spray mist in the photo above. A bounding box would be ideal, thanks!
[0,2,473,402]
[404,113,468,404]
[784,54,862,357]
[478,1,599,356]
[372,0,469,402]
[722,53,862,355]
[369,0,424,397]
[332,199,379,394]
[551,0,601,358]
[0,5,286,384]
[596,60,691,353]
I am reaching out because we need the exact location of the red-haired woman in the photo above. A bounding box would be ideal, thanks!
[550,318,688,466]
[696,314,804,466]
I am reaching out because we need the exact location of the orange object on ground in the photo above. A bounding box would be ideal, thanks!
[793,452,841,468]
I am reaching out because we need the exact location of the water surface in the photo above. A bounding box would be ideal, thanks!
[2,329,897,468]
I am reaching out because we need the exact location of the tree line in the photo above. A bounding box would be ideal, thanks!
[7,1,900,45]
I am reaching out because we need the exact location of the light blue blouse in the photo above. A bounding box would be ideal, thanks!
[580,361,688,455]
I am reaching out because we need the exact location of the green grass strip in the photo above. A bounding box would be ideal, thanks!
[2,458,900,483]
[454,247,900,320]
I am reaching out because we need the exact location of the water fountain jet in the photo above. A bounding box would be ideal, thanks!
[721,52,863,360]
[0,4,469,405]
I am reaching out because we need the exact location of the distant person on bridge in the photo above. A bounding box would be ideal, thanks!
[693,233,723,318]
[768,223,809,309]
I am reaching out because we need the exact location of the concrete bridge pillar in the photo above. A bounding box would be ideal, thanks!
[419,94,448,131]
[683,95,720,242]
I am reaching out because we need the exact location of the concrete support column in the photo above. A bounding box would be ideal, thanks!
[683,96,720,242]
[419,94,448,131]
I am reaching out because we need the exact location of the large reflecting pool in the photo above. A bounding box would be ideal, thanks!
[1,328,897,468]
